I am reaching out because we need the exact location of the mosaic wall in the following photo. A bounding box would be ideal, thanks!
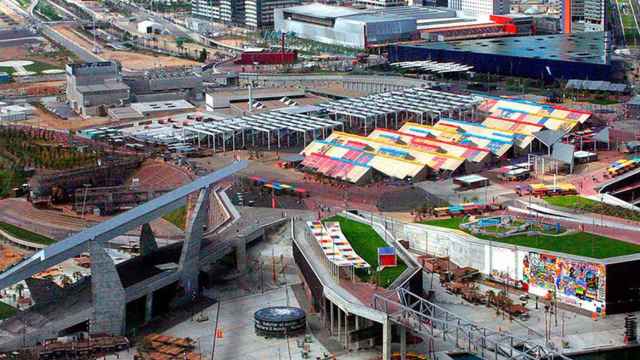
[523,252,606,307]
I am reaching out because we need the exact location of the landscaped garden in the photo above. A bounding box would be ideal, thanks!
[420,216,640,259]
[0,127,99,170]
[323,215,407,287]
[0,61,62,76]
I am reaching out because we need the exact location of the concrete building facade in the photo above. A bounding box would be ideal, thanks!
[191,0,301,28]
[66,62,130,117]
[245,0,304,28]
[123,68,204,102]
[448,0,510,17]
[561,0,605,33]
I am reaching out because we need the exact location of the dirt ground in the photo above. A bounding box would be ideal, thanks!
[212,36,246,48]
[0,244,26,271]
[0,80,64,92]
[22,107,114,131]
[52,24,199,70]
[0,1,25,24]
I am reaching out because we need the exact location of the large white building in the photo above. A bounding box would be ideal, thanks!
[448,0,510,17]
[274,4,476,48]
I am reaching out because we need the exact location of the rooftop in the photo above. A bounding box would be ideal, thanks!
[406,32,611,65]
[76,82,130,93]
[130,100,195,113]
[282,3,365,19]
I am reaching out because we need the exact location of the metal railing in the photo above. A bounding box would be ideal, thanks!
[373,288,572,360]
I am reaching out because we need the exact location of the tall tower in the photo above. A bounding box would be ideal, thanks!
[562,0,572,33]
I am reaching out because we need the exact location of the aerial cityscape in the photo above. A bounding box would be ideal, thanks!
[0,0,638,358]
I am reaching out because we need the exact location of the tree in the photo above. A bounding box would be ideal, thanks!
[15,283,24,299]
[176,37,185,50]
[198,48,208,62]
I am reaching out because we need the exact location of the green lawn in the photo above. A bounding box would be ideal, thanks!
[420,217,466,229]
[544,195,640,222]
[544,195,598,208]
[324,216,407,287]
[0,221,55,245]
[0,302,16,320]
[0,61,61,76]
[420,216,640,258]
[162,206,187,230]
[586,98,620,105]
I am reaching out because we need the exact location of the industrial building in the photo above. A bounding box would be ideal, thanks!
[274,4,532,48]
[389,32,613,80]
[66,62,131,117]
[0,104,34,122]
[136,20,164,34]
[107,100,195,121]
[123,68,204,102]
[275,4,467,48]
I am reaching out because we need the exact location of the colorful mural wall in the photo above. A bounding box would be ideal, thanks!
[523,252,606,312]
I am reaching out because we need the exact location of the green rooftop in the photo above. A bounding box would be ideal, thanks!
[324,215,407,287]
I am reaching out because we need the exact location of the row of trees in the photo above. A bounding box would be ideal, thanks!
[0,128,100,170]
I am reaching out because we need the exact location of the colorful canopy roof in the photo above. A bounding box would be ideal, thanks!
[307,221,370,269]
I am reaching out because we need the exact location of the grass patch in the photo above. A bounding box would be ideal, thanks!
[0,302,16,320]
[0,61,61,76]
[323,215,407,288]
[585,98,620,105]
[420,217,466,230]
[15,0,30,8]
[0,221,55,245]
[420,216,640,258]
[35,1,62,21]
[163,206,187,230]
[544,195,640,222]
[544,195,598,208]
[0,168,27,198]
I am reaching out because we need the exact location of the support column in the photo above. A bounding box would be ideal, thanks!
[400,326,407,360]
[234,237,247,272]
[144,293,153,324]
[140,223,158,256]
[355,316,361,350]
[369,319,375,348]
[382,319,392,360]
[330,301,335,336]
[90,241,125,335]
[337,306,342,341]
[178,187,211,303]
[345,312,349,350]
